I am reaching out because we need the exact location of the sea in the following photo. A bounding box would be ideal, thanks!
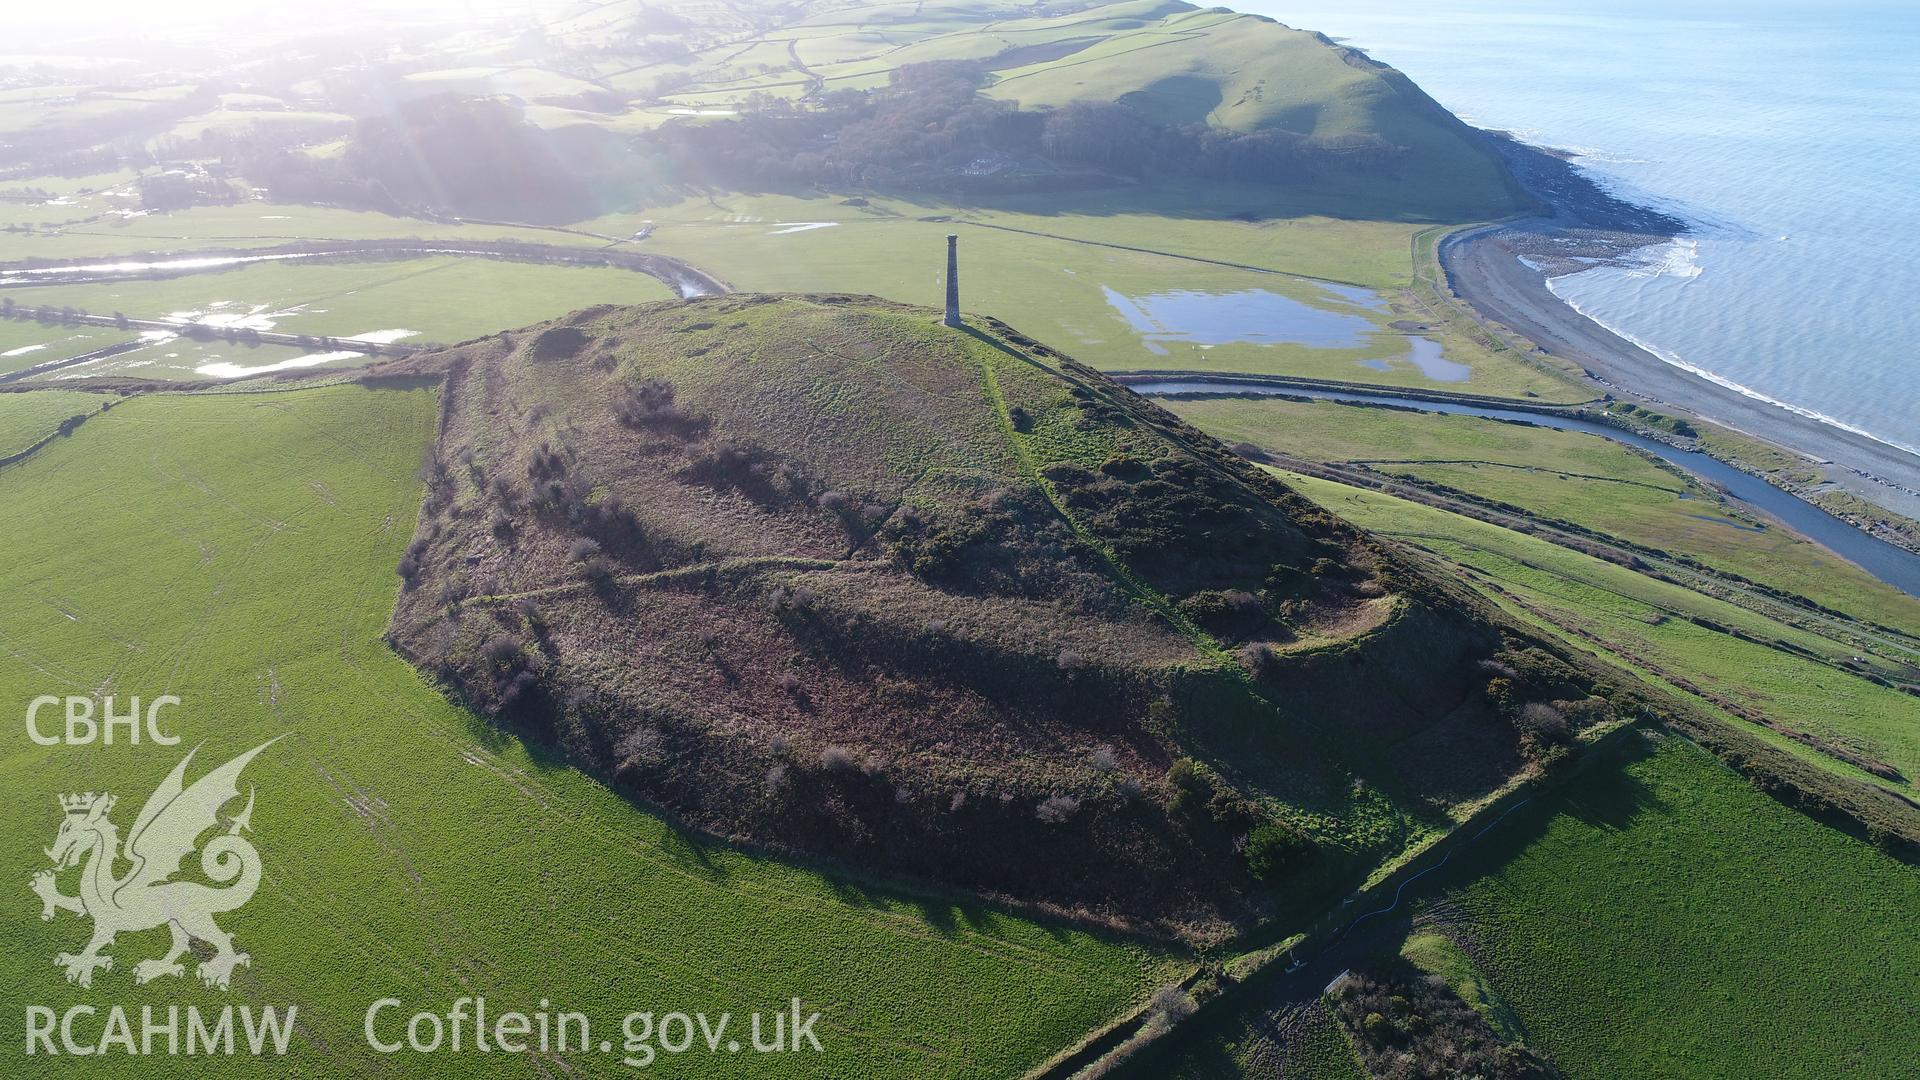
[1238,0,1920,456]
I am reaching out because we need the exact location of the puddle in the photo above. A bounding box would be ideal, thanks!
[768,222,837,235]
[1316,282,1392,312]
[1102,286,1375,353]
[343,328,420,344]
[196,351,364,379]
[1,252,317,280]
[1355,339,1472,382]
[2,344,47,357]
[1405,338,1471,382]
[163,302,302,333]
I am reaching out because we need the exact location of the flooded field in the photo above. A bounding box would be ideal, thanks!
[1101,285,1375,353]
[1360,338,1471,382]
[0,255,674,379]
[1100,280,1468,380]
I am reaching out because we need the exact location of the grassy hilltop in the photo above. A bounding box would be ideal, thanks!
[384,295,1645,942]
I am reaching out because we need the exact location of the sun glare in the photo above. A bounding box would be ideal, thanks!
[15,0,561,41]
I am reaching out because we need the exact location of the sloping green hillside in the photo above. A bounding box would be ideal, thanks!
[983,5,1522,217]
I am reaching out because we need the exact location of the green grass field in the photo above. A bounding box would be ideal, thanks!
[0,389,103,457]
[591,186,1436,289]
[0,383,1177,1077]
[1174,396,1920,633]
[1425,733,1920,1078]
[2,257,675,380]
[617,192,1578,399]
[0,84,197,138]
[1272,469,1920,793]
[0,170,142,228]
[0,202,608,260]
[0,320,136,375]
[1137,733,1920,1078]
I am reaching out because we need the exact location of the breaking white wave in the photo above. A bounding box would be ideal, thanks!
[1625,237,1703,281]
[1546,281,1920,458]
[1244,0,1920,460]
[1557,144,1653,166]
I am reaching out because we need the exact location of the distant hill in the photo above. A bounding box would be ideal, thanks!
[385,296,1634,940]
[980,4,1528,217]
[334,0,1529,223]
[670,0,1530,220]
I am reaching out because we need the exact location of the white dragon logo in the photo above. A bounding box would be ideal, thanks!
[29,738,280,990]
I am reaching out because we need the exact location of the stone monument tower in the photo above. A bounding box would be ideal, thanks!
[943,234,961,327]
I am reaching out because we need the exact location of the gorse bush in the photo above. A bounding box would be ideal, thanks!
[610,377,707,435]
[1147,984,1196,1024]
[396,540,427,587]
[1332,959,1552,1080]
[683,439,816,506]
[476,633,542,717]
[527,440,569,481]
[1518,702,1570,742]
[1237,641,1280,680]
[1166,757,1263,838]
[1036,794,1080,824]
[1244,821,1314,881]
[615,725,667,769]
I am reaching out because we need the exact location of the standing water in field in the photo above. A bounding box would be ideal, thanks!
[1101,282,1464,377]
[1101,285,1375,354]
